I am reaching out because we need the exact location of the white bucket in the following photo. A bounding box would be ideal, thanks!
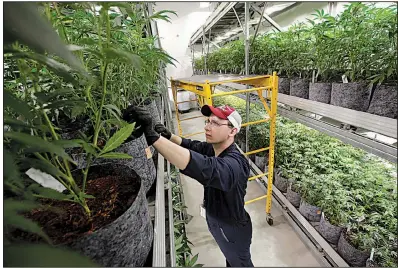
[177,91,190,112]
[189,92,199,109]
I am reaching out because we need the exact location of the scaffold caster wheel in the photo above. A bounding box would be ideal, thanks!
[266,215,274,226]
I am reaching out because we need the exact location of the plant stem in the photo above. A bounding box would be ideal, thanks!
[53,2,69,43]
[93,63,108,146]
[82,154,93,193]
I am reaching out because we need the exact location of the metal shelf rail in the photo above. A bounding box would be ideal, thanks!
[148,3,176,266]
[212,79,397,163]
[237,145,350,267]
[170,73,279,225]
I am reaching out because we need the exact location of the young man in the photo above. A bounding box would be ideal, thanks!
[126,104,254,267]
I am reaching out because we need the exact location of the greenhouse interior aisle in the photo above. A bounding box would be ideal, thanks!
[175,110,322,267]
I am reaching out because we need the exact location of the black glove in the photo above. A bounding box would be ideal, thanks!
[154,123,172,140]
[123,106,160,146]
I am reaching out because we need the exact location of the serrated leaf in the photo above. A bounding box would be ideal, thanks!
[102,48,142,69]
[9,51,78,86]
[4,150,21,188]
[4,90,34,120]
[35,88,74,103]
[4,116,49,132]
[46,100,87,110]
[83,194,95,199]
[5,132,72,161]
[4,199,51,243]
[104,104,121,119]
[189,253,199,266]
[3,2,86,75]
[67,44,84,51]
[71,105,85,118]
[100,123,135,154]
[78,192,95,200]
[98,152,133,159]
[29,184,71,201]
[4,243,98,267]
[52,139,82,149]
[78,37,97,46]
[175,235,184,251]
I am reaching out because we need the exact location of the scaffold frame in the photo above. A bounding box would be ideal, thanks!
[170,72,279,225]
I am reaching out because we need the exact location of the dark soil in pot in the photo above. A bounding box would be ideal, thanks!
[290,79,310,99]
[278,77,291,95]
[318,212,343,244]
[299,199,322,222]
[331,82,372,111]
[309,82,332,104]
[286,184,301,208]
[367,84,397,119]
[71,134,156,194]
[274,169,288,193]
[15,163,153,267]
[337,231,370,267]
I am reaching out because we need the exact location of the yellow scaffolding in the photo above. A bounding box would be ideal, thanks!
[171,72,278,225]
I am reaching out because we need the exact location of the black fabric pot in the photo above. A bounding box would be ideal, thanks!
[154,95,163,119]
[299,199,322,222]
[286,184,301,208]
[337,231,370,267]
[290,79,310,99]
[68,163,153,267]
[144,99,161,126]
[255,155,267,171]
[278,77,291,95]
[331,82,372,111]
[143,99,161,163]
[367,84,397,119]
[71,134,156,194]
[319,212,343,245]
[274,171,288,193]
[309,82,332,104]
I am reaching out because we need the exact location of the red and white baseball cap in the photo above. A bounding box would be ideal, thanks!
[201,104,242,133]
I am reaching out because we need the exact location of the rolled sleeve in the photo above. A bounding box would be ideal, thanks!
[180,150,239,192]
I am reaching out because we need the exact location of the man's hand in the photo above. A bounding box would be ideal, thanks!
[154,124,172,140]
[123,106,160,146]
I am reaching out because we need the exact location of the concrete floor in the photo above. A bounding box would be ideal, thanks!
[176,110,322,267]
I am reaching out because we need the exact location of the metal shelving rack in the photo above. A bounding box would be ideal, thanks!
[147,3,177,267]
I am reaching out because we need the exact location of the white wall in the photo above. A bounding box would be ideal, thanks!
[155,2,213,83]
[154,2,213,107]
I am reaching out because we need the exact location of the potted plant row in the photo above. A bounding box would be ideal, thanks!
[213,94,397,267]
[198,3,397,118]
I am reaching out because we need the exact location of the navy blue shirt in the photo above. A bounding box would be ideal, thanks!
[180,138,251,224]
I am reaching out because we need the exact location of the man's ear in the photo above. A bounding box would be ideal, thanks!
[229,128,238,136]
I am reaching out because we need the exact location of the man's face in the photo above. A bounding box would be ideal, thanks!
[204,114,236,144]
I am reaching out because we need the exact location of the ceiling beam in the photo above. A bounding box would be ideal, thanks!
[250,3,282,32]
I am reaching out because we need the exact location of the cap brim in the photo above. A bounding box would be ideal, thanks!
[201,105,228,120]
